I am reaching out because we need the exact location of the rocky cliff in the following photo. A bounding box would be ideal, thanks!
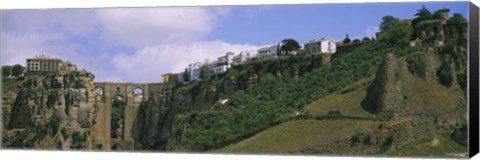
[360,49,467,151]
[361,53,413,119]
[2,70,98,150]
[2,91,17,131]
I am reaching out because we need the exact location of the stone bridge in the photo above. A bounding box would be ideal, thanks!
[93,82,163,151]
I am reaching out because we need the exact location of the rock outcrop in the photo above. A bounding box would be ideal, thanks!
[360,50,467,152]
[405,52,437,81]
[132,87,174,149]
[361,53,413,119]
[3,70,98,150]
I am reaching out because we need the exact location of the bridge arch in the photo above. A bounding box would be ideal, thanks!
[93,82,157,151]
[133,87,143,96]
[94,86,104,95]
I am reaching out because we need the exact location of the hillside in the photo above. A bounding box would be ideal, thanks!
[132,19,468,154]
[214,69,467,157]
[0,6,468,158]
[170,8,468,156]
[132,39,401,151]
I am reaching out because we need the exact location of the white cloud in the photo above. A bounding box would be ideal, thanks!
[95,7,230,48]
[0,31,79,66]
[1,7,261,83]
[0,10,96,66]
[110,40,260,83]
[365,25,379,39]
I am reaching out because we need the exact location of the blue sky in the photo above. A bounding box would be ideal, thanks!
[0,2,469,83]
[207,2,469,44]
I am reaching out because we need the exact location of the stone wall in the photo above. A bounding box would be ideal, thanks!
[93,82,162,151]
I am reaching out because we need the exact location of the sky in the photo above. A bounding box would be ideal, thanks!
[0,1,469,83]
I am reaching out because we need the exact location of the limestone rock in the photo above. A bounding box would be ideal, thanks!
[361,53,412,119]
[5,70,98,150]
[406,52,437,81]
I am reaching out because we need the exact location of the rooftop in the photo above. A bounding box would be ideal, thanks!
[258,45,277,51]
[306,37,335,43]
[26,55,61,61]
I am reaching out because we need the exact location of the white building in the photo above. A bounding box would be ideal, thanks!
[26,55,61,73]
[187,61,202,81]
[257,45,278,59]
[176,72,185,83]
[232,50,255,66]
[304,38,337,54]
[212,52,235,74]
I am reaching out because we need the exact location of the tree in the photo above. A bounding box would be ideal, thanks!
[2,65,12,77]
[412,5,432,29]
[448,13,466,26]
[362,37,371,43]
[11,64,24,77]
[414,5,432,21]
[199,64,212,82]
[343,34,351,44]
[379,21,413,46]
[183,68,190,82]
[379,15,400,32]
[280,39,301,56]
[352,39,361,44]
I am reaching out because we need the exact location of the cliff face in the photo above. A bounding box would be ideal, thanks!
[132,86,176,150]
[2,91,17,131]
[361,53,413,118]
[3,70,98,150]
[360,50,467,150]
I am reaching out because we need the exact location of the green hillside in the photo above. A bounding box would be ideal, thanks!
[215,119,384,154]
[214,69,467,157]
[131,6,468,158]
[302,77,375,118]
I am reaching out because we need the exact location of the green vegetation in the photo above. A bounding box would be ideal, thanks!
[343,34,351,44]
[280,38,301,56]
[1,77,21,94]
[215,119,384,153]
[61,127,68,139]
[2,113,62,148]
[70,131,87,149]
[378,16,412,46]
[1,64,24,78]
[12,64,24,77]
[302,78,376,118]
[380,16,401,32]
[2,65,12,77]
[383,137,467,157]
[111,96,126,139]
[150,6,467,155]
[163,37,419,151]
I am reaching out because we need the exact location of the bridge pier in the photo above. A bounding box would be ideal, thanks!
[92,82,160,151]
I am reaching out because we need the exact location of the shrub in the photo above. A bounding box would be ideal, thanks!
[437,62,453,87]
[61,127,68,140]
[49,113,61,135]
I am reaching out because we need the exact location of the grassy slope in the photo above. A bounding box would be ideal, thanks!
[214,119,383,154]
[405,76,465,116]
[1,78,21,95]
[214,73,467,156]
[214,78,383,154]
[302,77,375,118]
[383,137,467,157]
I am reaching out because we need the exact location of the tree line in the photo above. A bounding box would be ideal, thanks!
[1,64,24,78]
